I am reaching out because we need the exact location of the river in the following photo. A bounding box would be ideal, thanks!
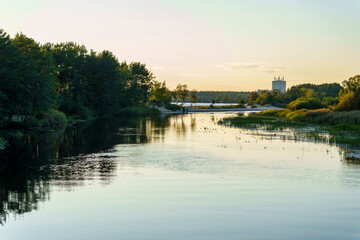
[1,112,360,240]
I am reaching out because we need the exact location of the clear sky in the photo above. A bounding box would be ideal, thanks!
[1,0,360,91]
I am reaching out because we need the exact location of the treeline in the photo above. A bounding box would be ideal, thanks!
[248,83,343,109]
[0,29,169,128]
[194,91,250,103]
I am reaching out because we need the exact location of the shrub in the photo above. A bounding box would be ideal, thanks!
[285,109,307,121]
[165,103,181,111]
[259,109,288,117]
[237,103,246,108]
[304,109,331,123]
[43,109,67,125]
[288,97,324,110]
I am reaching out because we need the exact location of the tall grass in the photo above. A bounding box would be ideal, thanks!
[219,111,360,149]
[258,109,360,125]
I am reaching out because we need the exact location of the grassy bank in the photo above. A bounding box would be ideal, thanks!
[1,106,160,129]
[0,106,160,151]
[193,104,247,109]
[258,109,360,125]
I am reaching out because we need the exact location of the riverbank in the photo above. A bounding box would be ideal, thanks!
[219,112,360,151]
[158,105,283,114]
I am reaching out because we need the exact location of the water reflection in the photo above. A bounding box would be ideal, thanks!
[0,112,360,228]
[0,115,170,225]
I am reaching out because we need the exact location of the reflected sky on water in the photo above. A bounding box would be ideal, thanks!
[1,112,360,240]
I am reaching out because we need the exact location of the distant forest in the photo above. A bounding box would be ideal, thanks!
[194,91,250,103]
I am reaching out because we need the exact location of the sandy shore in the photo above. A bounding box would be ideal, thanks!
[158,106,284,114]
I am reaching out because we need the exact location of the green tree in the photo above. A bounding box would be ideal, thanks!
[84,50,126,116]
[258,91,274,105]
[287,97,324,110]
[249,91,259,104]
[214,95,221,103]
[12,33,57,125]
[0,29,22,121]
[150,81,171,105]
[50,42,90,118]
[129,62,154,104]
[335,91,359,111]
[175,84,189,106]
[189,89,198,106]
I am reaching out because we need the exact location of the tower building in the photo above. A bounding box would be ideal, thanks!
[272,76,286,93]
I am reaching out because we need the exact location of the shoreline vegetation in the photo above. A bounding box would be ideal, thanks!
[219,110,360,153]
[1,25,360,154]
[216,75,360,156]
[0,28,167,131]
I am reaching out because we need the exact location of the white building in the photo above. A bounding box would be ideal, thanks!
[272,77,286,93]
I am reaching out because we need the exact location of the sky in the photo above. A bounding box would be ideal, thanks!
[1,0,360,91]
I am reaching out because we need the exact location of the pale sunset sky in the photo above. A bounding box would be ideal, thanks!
[1,0,360,91]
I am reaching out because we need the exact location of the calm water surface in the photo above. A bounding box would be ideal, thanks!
[1,112,360,240]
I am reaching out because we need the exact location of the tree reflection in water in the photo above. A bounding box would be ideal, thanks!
[1,113,359,226]
[0,115,170,225]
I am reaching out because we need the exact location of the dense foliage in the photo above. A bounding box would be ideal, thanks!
[248,82,343,109]
[194,91,249,103]
[0,29,166,128]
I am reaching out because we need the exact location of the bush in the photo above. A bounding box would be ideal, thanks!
[324,111,360,125]
[288,97,324,110]
[259,109,289,117]
[43,109,67,126]
[285,109,307,121]
[251,105,257,108]
[237,103,246,108]
[165,103,181,111]
[304,109,331,123]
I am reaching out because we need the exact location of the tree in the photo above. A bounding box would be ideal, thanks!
[175,84,189,106]
[214,95,221,103]
[249,91,259,104]
[150,81,171,105]
[335,91,359,111]
[287,97,324,110]
[341,75,360,96]
[129,62,154,104]
[189,89,198,107]
[84,50,126,116]
[12,33,57,125]
[258,91,274,105]
[235,94,241,103]
[50,42,89,117]
[0,29,22,121]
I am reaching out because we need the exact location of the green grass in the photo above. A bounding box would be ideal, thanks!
[258,109,360,125]
[219,115,306,130]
